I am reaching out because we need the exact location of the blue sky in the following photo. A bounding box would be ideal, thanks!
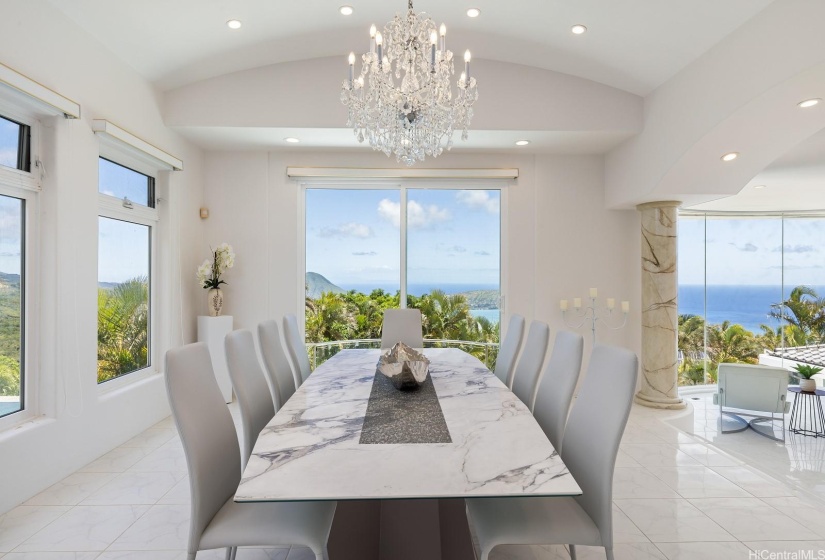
[678,216,825,286]
[0,117,18,168]
[305,188,501,289]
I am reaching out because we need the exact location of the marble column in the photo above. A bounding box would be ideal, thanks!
[635,202,686,410]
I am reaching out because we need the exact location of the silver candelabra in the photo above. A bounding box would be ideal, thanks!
[560,288,629,345]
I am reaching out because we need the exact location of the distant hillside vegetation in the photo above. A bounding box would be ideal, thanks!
[306,272,345,299]
[461,290,499,310]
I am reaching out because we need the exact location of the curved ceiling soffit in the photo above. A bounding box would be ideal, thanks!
[162,56,643,133]
[647,62,825,209]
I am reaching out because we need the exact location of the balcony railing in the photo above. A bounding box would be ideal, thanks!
[307,338,499,370]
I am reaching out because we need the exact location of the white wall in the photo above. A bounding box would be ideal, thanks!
[0,0,204,513]
[201,150,640,380]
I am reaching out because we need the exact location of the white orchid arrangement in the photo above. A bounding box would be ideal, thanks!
[197,243,235,290]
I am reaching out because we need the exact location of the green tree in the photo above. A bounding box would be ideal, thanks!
[97,277,149,383]
[769,285,825,343]
[0,354,20,396]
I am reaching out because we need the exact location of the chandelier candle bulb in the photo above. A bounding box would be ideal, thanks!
[440,23,446,51]
[621,301,630,313]
[370,24,377,53]
[464,50,471,80]
[348,52,355,83]
[560,299,569,311]
[573,298,582,309]
[607,298,615,310]
[589,287,598,298]
[430,30,437,68]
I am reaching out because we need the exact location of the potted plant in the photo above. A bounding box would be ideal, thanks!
[793,363,822,392]
[197,243,235,317]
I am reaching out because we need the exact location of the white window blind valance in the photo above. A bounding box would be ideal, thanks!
[93,119,183,173]
[0,62,80,119]
[286,167,518,180]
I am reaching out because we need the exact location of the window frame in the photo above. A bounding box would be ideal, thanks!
[298,179,509,334]
[97,157,158,392]
[0,159,38,431]
[98,156,156,209]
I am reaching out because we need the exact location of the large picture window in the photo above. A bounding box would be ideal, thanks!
[678,213,825,386]
[304,185,502,366]
[97,157,154,383]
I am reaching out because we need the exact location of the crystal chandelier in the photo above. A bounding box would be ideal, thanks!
[341,0,479,165]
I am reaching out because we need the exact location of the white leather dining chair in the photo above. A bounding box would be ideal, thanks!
[283,313,312,387]
[532,331,584,454]
[380,308,424,349]
[225,329,275,469]
[165,343,336,560]
[510,320,550,412]
[493,314,525,387]
[258,319,296,411]
[466,344,639,560]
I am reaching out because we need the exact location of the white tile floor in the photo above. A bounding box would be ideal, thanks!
[1,395,824,560]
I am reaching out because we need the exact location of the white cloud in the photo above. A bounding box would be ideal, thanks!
[456,190,499,214]
[319,222,373,238]
[377,199,450,229]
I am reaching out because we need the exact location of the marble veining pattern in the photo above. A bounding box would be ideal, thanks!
[236,348,580,501]
[635,202,686,409]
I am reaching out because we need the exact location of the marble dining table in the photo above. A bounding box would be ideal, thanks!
[235,347,581,560]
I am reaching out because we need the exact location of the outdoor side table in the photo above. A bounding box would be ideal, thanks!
[788,387,825,438]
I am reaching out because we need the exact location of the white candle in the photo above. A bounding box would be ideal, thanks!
[440,23,446,51]
[370,24,376,54]
[430,30,437,68]
[607,298,615,310]
[573,298,582,309]
[464,50,471,80]
[589,287,598,298]
[560,299,568,311]
[376,32,383,66]
[621,301,630,313]
[348,52,355,82]
[460,72,466,87]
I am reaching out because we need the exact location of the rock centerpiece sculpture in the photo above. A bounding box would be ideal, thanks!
[378,342,430,390]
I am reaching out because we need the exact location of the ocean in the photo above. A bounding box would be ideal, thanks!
[338,283,501,325]
[678,284,825,334]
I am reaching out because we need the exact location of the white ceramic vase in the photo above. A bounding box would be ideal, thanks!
[800,378,817,392]
[207,288,224,317]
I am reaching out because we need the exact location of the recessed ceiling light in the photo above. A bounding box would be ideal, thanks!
[571,24,587,35]
[515,140,530,146]
[798,98,821,108]
[467,8,481,18]
[285,137,300,143]
[339,5,354,15]
[721,152,739,162]
[753,184,766,189]
[226,19,242,29]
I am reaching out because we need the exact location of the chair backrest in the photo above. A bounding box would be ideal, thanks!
[561,344,638,550]
[510,320,550,412]
[493,314,525,387]
[258,319,296,410]
[380,308,424,349]
[533,331,584,453]
[165,343,241,554]
[283,313,312,387]
[225,329,276,469]
[717,362,789,413]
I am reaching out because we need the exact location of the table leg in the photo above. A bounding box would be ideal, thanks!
[326,499,475,560]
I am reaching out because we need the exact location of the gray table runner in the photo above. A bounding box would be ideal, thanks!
[359,369,452,444]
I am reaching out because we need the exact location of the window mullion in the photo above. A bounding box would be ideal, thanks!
[400,186,407,308]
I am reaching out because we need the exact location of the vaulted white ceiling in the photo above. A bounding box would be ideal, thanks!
[46,0,773,94]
